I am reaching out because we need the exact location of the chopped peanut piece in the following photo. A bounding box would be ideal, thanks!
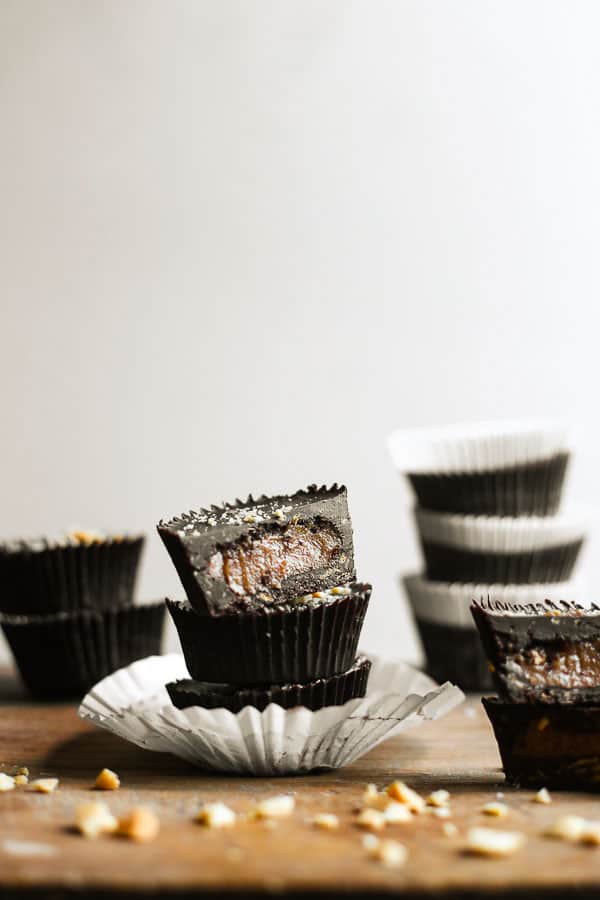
[544,815,587,842]
[466,827,525,858]
[442,822,458,837]
[17,767,29,776]
[0,773,15,792]
[14,775,28,786]
[580,822,600,846]
[383,802,413,824]
[361,833,381,851]
[118,807,160,843]
[427,789,450,808]
[367,838,408,868]
[386,782,425,814]
[430,807,451,819]
[534,788,552,805]
[362,784,389,811]
[312,813,339,831]
[481,801,509,818]
[253,795,295,819]
[356,808,387,831]
[196,802,236,828]
[76,802,118,838]
[94,768,120,791]
[32,778,58,793]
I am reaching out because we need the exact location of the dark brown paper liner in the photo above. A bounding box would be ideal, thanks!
[483,697,600,790]
[166,583,371,685]
[407,453,570,516]
[0,602,165,699]
[414,618,493,692]
[471,600,600,704]
[166,655,371,712]
[0,537,145,615]
[422,539,583,585]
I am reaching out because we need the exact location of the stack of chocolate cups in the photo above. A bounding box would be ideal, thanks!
[388,421,586,691]
[158,485,373,713]
[0,532,165,699]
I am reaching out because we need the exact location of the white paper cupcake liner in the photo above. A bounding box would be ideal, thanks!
[403,574,586,629]
[414,508,587,553]
[78,654,464,775]
[387,419,570,474]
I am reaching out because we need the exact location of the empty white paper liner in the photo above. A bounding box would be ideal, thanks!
[388,419,570,474]
[79,653,464,775]
[415,508,587,553]
[403,574,586,629]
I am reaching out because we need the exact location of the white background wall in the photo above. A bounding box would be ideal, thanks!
[2,0,600,666]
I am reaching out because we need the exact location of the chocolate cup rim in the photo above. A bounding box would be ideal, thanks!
[0,600,165,626]
[0,534,145,556]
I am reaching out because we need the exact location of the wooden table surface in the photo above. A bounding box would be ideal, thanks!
[2,667,600,899]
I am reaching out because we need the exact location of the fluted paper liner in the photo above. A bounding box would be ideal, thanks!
[79,653,464,775]
[1,603,165,699]
[0,535,145,614]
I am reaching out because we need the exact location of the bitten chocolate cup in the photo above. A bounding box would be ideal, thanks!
[157,484,355,616]
[166,582,371,685]
[0,534,145,615]
[166,655,372,713]
[483,697,600,790]
[0,602,165,699]
[472,599,600,704]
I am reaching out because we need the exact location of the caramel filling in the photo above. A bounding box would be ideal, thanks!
[507,640,600,690]
[206,524,342,598]
[517,723,600,760]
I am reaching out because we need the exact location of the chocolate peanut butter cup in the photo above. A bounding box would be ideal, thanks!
[166,655,371,712]
[416,510,585,585]
[0,602,165,699]
[157,485,354,616]
[472,599,600,704]
[388,421,571,516]
[0,532,145,614]
[166,582,371,685]
[483,697,600,790]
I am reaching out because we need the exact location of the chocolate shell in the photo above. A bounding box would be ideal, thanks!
[166,582,371,685]
[472,599,600,704]
[483,697,600,790]
[0,534,145,614]
[166,655,371,712]
[157,484,355,615]
[0,602,165,699]
[408,452,570,516]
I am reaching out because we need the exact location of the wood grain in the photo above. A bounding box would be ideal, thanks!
[2,667,600,898]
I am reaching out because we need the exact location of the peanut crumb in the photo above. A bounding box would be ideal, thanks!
[386,781,425,813]
[273,509,285,520]
[430,807,451,819]
[253,795,295,819]
[94,768,120,791]
[443,822,458,837]
[243,514,258,523]
[465,827,525,858]
[312,813,339,831]
[427,789,450,808]
[0,773,15,792]
[356,808,387,831]
[14,775,28,786]
[17,767,29,776]
[533,788,551,805]
[362,784,389,810]
[383,802,413,824]
[118,807,160,843]
[367,838,407,868]
[76,801,118,838]
[580,822,600,846]
[481,801,509,818]
[361,833,380,851]
[32,778,58,793]
[544,815,587,842]
[196,802,236,828]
